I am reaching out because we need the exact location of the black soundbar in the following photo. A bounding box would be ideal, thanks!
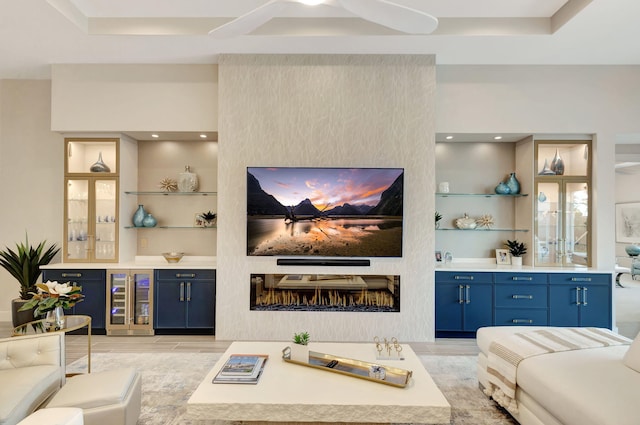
[276,258,371,267]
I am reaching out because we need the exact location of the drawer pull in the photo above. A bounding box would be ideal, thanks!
[582,287,588,306]
[454,275,474,281]
[61,273,82,278]
[512,319,534,324]
[180,282,185,301]
[512,276,533,281]
[512,295,534,300]
[175,273,196,278]
[571,277,592,282]
[458,285,464,304]
[575,287,582,305]
[465,285,471,304]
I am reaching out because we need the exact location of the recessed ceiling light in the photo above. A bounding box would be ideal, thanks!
[494,136,503,140]
[445,136,454,140]
[199,134,207,139]
[151,134,159,138]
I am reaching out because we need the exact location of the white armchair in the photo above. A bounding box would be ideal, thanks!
[0,332,66,425]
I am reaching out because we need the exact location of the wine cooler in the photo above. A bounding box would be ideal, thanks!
[106,269,154,335]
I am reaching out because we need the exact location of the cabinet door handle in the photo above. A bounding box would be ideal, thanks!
[512,319,534,324]
[512,294,533,300]
[575,287,582,305]
[582,286,588,306]
[187,282,192,302]
[176,273,196,278]
[62,273,82,278]
[458,285,464,304]
[571,277,592,282]
[180,282,185,302]
[454,275,474,281]
[512,276,533,281]
[465,285,471,304]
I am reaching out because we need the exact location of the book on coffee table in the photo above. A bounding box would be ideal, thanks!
[213,354,268,384]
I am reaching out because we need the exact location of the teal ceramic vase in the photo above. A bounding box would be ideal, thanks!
[142,213,157,227]
[625,245,640,257]
[495,182,511,195]
[133,205,146,227]
[506,173,520,194]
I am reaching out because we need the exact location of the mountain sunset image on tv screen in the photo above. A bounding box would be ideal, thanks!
[247,167,403,257]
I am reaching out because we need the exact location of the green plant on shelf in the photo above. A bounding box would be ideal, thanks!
[505,239,527,257]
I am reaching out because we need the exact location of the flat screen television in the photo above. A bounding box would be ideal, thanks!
[247,167,403,257]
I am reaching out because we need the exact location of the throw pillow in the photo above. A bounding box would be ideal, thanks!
[623,332,640,373]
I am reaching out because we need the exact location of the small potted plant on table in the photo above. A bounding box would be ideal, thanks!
[290,331,310,363]
[505,239,527,266]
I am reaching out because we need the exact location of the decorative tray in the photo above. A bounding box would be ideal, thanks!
[281,347,412,388]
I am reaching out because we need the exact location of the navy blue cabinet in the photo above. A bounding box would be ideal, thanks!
[154,269,215,333]
[436,270,612,336]
[494,272,548,326]
[548,273,611,328]
[435,272,493,336]
[42,269,106,332]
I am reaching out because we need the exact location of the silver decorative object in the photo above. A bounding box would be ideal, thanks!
[178,165,198,192]
[90,152,111,172]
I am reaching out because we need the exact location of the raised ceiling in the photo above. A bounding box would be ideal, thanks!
[2,0,640,79]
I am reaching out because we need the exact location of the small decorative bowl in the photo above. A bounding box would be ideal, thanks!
[162,252,184,263]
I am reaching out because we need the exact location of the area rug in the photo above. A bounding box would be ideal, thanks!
[67,353,515,425]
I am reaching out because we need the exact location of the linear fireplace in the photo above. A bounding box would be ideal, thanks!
[250,274,400,313]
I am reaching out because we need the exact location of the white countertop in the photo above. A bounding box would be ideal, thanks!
[435,258,612,273]
[42,256,216,270]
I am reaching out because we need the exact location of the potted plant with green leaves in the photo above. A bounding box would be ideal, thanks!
[505,239,527,266]
[0,234,60,326]
[290,331,310,363]
[435,211,442,229]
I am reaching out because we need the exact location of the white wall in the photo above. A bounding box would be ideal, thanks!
[0,80,63,320]
[216,54,436,342]
[51,64,218,132]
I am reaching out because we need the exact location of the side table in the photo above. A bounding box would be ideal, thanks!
[12,315,92,373]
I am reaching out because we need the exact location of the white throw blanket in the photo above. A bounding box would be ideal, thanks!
[484,327,630,412]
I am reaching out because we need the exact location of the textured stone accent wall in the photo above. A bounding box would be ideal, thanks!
[217,55,435,342]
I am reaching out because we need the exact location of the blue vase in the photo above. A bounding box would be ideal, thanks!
[132,205,146,227]
[538,192,547,202]
[506,173,520,194]
[495,182,511,195]
[626,245,640,257]
[142,213,157,227]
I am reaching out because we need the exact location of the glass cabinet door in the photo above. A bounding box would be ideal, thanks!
[564,181,589,266]
[534,140,591,267]
[95,179,117,261]
[108,272,128,326]
[66,179,89,261]
[535,180,589,266]
[132,272,152,327]
[535,182,561,266]
[106,270,153,334]
[64,177,118,262]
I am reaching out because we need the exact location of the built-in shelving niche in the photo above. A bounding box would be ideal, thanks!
[250,274,400,313]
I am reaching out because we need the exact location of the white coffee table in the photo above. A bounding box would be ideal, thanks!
[187,341,450,424]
